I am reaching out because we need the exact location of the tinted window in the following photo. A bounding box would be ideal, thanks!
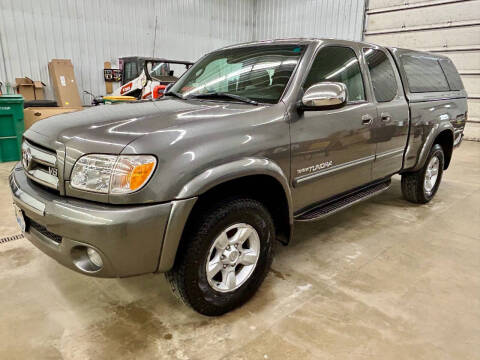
[439,59,463,91]
[171,45,304,104]
[304,46,365,102]
[364,49,397,102]
[401,55,449,93]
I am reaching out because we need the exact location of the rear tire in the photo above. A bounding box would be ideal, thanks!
[401,143,444,204]
[165,197,274,316]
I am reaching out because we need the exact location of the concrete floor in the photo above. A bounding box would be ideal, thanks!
[0,142,479,360]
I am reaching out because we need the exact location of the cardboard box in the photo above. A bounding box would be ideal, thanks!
[48,59,82,107]
[15,77,46,101]
[23,107,83,130]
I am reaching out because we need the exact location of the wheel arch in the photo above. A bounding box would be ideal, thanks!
[412,125,454,172]
[433,130,454,170]
[157,158,293,272]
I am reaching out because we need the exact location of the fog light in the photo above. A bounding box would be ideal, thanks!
[87,247,103,268]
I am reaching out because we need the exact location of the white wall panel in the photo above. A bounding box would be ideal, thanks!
[365,26,480,48]
[435,50,480,71]
[462,75,480,95]
[369,0,440,9]
[0,0,256,104]
[367,0,480,31]
[254,0,366,41]
[469,99,480,116]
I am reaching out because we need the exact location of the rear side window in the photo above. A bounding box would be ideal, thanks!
[439,59,463,91]
[400,55,449,93]
[363,49,398,102]
[304,46,365,102]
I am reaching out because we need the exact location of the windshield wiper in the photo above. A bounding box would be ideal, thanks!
[164,91,185,99]
[189,92,259,105]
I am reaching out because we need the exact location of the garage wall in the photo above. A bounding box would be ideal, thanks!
[0,0,256,104]
[0,0,367,105]
[364,0,480,139]
[254,0,366,41]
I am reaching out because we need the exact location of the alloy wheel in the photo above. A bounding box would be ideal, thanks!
[205,223,260,292]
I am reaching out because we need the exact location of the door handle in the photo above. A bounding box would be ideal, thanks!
[361,114,373,125]
[381,112,392,122]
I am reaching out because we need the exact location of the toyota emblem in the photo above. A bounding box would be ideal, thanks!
[22,147,32,170]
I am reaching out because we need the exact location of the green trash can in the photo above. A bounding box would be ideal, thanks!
[0,95,24,162]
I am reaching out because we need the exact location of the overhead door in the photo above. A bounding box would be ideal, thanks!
[364,0,480,140]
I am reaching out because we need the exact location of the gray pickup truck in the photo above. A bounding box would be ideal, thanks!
[10,39,467,315]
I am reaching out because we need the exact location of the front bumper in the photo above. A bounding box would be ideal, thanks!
[9,162,173,278]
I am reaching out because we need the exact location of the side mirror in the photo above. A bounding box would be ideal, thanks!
[301,82,347,110]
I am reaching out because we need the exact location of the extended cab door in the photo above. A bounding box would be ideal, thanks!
[290,45,377,212]
[362,47,409,179]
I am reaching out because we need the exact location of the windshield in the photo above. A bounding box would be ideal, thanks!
[149,62,170,78]
[170,45,305,104]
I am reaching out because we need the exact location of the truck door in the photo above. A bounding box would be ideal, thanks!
[362,48,409,179]
[290,45,377,211]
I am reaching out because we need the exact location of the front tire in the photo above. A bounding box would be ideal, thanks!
[401,143,444,204]
[165,198,274,316]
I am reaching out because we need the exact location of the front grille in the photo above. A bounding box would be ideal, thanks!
[29,218,62,245]
[21,140,59,191]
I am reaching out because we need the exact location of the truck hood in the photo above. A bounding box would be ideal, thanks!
[26,98,263,154]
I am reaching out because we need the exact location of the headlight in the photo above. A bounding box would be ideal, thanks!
[71,154,156,194]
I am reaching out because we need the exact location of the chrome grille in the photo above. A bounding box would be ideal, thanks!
[21,140,59,190]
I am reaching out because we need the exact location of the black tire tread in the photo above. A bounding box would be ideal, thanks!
[401,169,422,203]
[401,143,444,204]
[165,197,274,315]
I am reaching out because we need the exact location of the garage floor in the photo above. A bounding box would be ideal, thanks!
[0,142,479,360]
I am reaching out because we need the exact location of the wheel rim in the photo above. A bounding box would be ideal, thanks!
[424,155,440,195]
[205,223,260,293]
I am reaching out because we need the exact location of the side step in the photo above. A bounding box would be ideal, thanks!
[295,180,391,222]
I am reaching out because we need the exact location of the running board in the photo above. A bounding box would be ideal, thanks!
[295,180,391,222]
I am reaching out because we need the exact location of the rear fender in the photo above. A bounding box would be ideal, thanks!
[411,123,453,172]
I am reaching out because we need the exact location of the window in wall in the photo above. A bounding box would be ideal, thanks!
[363,48,398,102]
[304,46,365,102]
[401,55,450,93]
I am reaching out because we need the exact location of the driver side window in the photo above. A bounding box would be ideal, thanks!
[304,46,365,102]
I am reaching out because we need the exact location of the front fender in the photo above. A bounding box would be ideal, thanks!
[176,157,293,225]
[177,157,291,203]
[156,157,293,272]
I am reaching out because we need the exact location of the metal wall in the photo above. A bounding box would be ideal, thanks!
[364,0,480,139]
[0,0,367,105]
[0,0,256,104]
[254,0,366,41]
